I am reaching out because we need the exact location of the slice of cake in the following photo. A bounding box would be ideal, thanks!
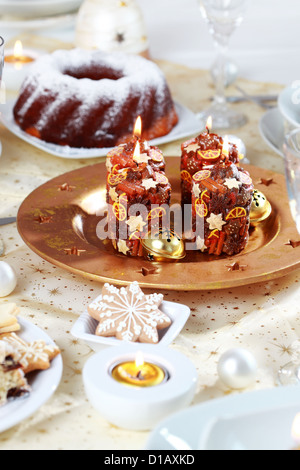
[0,339,30,407]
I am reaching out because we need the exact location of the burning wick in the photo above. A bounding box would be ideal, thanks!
[206,116,212,134]
[222,136,230,158]
[133,115,142,139]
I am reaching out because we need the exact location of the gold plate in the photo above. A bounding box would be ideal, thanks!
[17,160,300,291]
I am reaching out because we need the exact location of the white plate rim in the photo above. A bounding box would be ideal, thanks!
[0,12,76,29]
[71,300,191,350]
[258,107,284,157]
[0,317,63,433]
[144,384,300,450]
[1,99,202,160]
[278,85,300,129]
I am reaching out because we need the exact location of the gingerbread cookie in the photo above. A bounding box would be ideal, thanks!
[88,281,171,343]
[1,333,60,374]
[0,303,20,335]
[0,339,30,406]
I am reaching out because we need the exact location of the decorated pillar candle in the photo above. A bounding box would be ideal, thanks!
[191,159,254,256]
[106,118,171,257]
[180,122,240,207]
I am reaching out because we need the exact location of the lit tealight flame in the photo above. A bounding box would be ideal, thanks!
[133,116,142,138]
[135,351,145,370]
[291,413,300,446]
[223,136,230,157]
[14,40,23,59]
[206,116,212,133]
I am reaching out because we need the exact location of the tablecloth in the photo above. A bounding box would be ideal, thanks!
[0,34,300,450]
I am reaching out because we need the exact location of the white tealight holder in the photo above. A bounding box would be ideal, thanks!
[83,343,198,431]
[3,43,41,92]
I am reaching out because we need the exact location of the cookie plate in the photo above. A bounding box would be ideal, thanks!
[71,300,190,351]
[0,318,63,433]
[16,160,300,291]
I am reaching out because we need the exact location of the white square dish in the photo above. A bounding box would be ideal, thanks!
[71,300,190,351]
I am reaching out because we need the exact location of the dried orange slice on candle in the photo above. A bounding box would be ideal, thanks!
[226,207,247,220]
[112,202,127,222]
[148,206,167,220]
[193,170,211,182]
[195,199,208,218]
[197,149,221,161]
[208,229,220,239]
[129,231,141,241]
[200,189,210,202]
[155,172,169,185]
[150,149,164,163]
[181,170,192,183]
[108,169,128,187]
[239,173,253,186]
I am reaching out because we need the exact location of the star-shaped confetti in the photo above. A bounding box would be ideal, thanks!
[142,179,158,190]
[117,239,130,255]
[206,213,226,231]
[224,178,242,190]
[285,240,300,248]
[126,215,147,233]
[64,246,86,256]
[225,261,248,272]
[87,281,171,343]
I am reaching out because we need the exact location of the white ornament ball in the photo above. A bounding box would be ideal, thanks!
[217,348,257,390]
[0,261,17,297]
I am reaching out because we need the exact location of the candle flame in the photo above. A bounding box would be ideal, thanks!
[133,116,142,138]
[223,136,230,156]
[291,413,300,442]
[135,351,145,369]
[14,40,23,59]
[133,140,140,160]
[206,116,212,133]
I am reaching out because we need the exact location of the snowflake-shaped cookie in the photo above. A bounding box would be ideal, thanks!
[88,282,171,343]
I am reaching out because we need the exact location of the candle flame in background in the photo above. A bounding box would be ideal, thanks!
[133,116,142,138]
[223,136,229,156]
[206,116,212,133]
[135,351,145,369]
[133,140,140,160]
[291,413,300,443]
[14,40,23,59]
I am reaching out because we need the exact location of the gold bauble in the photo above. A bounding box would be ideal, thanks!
[250,189,272,225]
[141,228,186,262]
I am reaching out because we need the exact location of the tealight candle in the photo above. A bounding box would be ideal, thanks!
[83,344,198,431]
[3,41,41,91]
[110,351,169,388]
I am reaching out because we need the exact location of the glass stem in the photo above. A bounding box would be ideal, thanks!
[212,33,230,108]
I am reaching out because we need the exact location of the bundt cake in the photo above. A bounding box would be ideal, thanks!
[13,49,179,149]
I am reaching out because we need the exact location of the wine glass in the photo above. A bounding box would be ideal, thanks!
[197,0,248,129]
[278,129,300,385]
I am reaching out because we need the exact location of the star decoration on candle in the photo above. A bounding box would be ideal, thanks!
[224,178,242,190]
[87,281,171,343]
[142,179,158,191]
[64,246,86,256]
[117,239,130,256]
[109,187,119,202]
[185,143,199,153]
[196,236,207,252]
[192,183,201,198]
[226,261,248,272]
[126,215,147,233]
[206,213,226,231]
[285,239,300,248]
[133,152,151,164]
